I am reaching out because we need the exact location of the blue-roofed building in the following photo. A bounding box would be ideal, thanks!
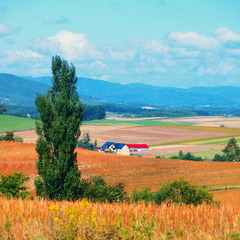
[100,142,130,155]
[100,142,114,152]
[114,143,126,149]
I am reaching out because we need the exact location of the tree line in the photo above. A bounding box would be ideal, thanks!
[1,104,105,121]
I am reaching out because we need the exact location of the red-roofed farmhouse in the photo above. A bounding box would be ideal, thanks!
[127,144,149,152]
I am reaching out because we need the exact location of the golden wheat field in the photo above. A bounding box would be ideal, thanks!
[1,141,240,198]
[1,198,240,239]
[1,140,240,239]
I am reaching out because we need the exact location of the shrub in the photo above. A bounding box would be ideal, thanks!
[13,136,23,142]
[169,150,203,161]
[82,176,127,203]
[131,187,155,203]
[0,132,14,141]
[222,137,240,162]
[0,172,30,199]
[154,178,214,206]
[130,154,142,157]
[212,154,228,162]
[0,132,23,142]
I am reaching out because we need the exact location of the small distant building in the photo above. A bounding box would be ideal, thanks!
[114,143,130,155]
[101,142,115,152]
[127,144,149,152]
[100,142,149,155]
[100,142,130,155]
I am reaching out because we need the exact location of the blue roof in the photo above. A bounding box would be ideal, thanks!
[113,143,126,149]
[101,142,114,149]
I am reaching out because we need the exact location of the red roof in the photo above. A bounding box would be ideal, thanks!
[127,144,149,149]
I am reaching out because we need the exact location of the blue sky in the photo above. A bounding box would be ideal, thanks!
[0,0,240,88]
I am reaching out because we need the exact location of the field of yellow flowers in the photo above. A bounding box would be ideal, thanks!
[0,198,240,239]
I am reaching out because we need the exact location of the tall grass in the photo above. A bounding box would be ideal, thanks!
[0,198,240,239]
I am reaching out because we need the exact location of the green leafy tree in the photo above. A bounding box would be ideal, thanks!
[222,137,240,162]
[169,150,203,161]
[0,172,30,199]
[34,56,84,200]
[212,154,228,162]
[77,131,98,150]
[154,178,213,206]
[82,176,127,203]
[0,104,7,114]
[0,132,14,141]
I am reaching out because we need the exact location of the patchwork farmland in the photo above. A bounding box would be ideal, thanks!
[1,115,240,239]
[2,115,240,197]
[1,141,240,202]
[13,115,240,157]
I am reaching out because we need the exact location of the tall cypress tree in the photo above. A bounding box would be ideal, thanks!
[34,56,84,200]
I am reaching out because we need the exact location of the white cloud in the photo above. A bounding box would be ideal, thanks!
[198,62,236,76]
[167,31,220,50]
[32,30,104,61]
[227,49,240,56]
[0,50,49,76]
[131,39,168,54]
[214,27,240,43]
[107,48,135,60]
[142,39,168,53]
[1,28,240,87]
[0,23,12,35]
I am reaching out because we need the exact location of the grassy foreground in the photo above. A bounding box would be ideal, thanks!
[1,198,240,239]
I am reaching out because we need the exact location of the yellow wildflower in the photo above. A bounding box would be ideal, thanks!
[91,210,97,216]
[49,204,59,211]
[80,198,90,208]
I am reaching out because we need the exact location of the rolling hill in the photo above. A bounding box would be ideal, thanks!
[2,73,240,107]
[26,75,240,107]
[0,73,105,106]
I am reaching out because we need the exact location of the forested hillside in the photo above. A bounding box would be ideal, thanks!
[2,73,240,108]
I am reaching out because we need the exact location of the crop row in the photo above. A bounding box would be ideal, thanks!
[150,135,239,147]
[161,125,240,134]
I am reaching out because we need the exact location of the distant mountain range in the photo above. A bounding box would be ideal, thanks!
[1,73,240,108]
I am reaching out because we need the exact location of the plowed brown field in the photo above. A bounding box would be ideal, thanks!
[15,124,232,145]
[1,142,240,196]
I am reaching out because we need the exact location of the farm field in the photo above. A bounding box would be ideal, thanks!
[12,115,240,157]
[1,141,240,195]
[1,116,240,239]
[0,115,35,132]
[1,198,240,239]
[160,116,240,128]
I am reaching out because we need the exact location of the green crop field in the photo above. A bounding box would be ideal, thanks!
[150,135,240,147]
[184,136,240,146]
[84,118,196,126]
[0,115,36,132]
[158,148,224,160]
